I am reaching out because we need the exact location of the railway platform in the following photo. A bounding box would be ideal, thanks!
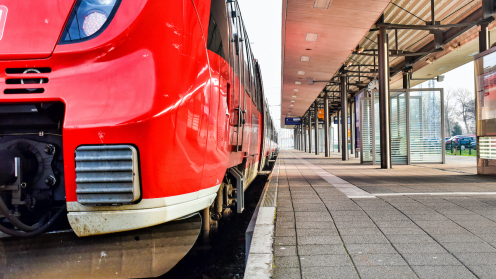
[272,149,496,279]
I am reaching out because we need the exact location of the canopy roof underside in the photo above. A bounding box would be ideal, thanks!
[281,0,494,127]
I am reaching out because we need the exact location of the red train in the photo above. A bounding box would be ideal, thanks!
[0,0,277,276]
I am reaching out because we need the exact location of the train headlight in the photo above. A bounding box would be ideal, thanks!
[59,0,121,44]
[82,10,107,37]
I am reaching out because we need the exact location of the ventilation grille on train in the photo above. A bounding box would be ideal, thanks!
[75,145,141,205]
[4,68,51,94]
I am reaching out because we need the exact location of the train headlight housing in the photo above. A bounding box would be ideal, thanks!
[59,0,121,44]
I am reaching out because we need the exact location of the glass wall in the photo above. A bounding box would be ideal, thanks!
[359,88,444,165]
[361,98,373,163]
[409,91,443,163]
[391,92,408,164]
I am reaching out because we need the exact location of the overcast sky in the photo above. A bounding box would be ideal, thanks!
[414,61,475,94]
[238,0,282,129]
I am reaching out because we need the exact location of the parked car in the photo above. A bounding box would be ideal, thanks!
[446,135,476,150]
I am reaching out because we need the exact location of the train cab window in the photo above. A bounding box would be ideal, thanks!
[227,3,239,73]
[208,0,230,60]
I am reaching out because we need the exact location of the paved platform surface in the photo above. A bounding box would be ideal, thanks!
[274,149,496,279]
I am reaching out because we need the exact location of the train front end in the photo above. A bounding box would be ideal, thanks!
[0,0,210,276]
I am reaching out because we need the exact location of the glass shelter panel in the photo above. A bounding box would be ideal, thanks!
[409,91,443,163]
[390,92,408,164]
[360,98,373,163]
[374,92,381,164]
[359,89,444,165]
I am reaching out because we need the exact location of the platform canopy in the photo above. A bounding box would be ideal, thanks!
[281,0,496,128]
[281,0,391,126]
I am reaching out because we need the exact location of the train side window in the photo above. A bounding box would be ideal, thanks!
[207,16,225,59]
[208,0,230,60]
[228,2,240,75]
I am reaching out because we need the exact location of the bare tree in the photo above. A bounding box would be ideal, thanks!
[454,88,476,134]
[444,88,457,137]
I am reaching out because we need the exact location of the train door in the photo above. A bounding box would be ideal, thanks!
[227,2,244,152]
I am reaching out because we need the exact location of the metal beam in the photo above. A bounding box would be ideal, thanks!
[378,27,391,169]
[353,49,443,57]
[308,111,312,153]
[375,18,493,30]
[303,121,307,152]
[314,102,319,155]
[350,101,355,156]
[403,71,410,89]
[346,70,379,74]
[390,6,489,76]
[324,93,330,157]
[337,111,341,153]
[340,73,349,161]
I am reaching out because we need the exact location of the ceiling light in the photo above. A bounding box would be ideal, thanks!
[437,67,447,71]
[301,56,311,62]
[346,61,353,67]
[297,71,306,75]
[467,52,478,57]
[357,47,364,54]
[295,81,302,85]
[291,100,295,102]
[305,33,318,42]
[292,96,297,98]
[313,0,332,9]
[307,77,314,85]
[290,104,294,106]
[293,89,299,92]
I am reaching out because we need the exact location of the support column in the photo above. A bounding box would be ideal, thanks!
[337,111,341,153]
[300,124,303,151]
[314,102,319,155]
[351,101,356,156]
[480,0,493,53]
[308,113,312,153]
[341,73,349,161]
[378,26,391,169]
[480,23,490,53]
[303,120,307,152]
[403,71,410,89]
[296,125,299,150]
[324,93,329,157]
[294,127,297,149]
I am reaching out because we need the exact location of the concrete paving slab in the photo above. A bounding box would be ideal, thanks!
[401,253,460,266]
[272,150,496,279]
[274,236,297,246]
[411,265,477,279]
[393,243,447,254]
[346,243,398,254]
[297,244,347,255]
[273,267,301,279]
[298,254,353,267]
[466,265,496,279]
[275,256,300,268]
[355,266,417,279]
[301,267,359,279]
[296,228,339,236]
[297,235,342,245]
[275,245,297,256]
[351,253,409,266]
